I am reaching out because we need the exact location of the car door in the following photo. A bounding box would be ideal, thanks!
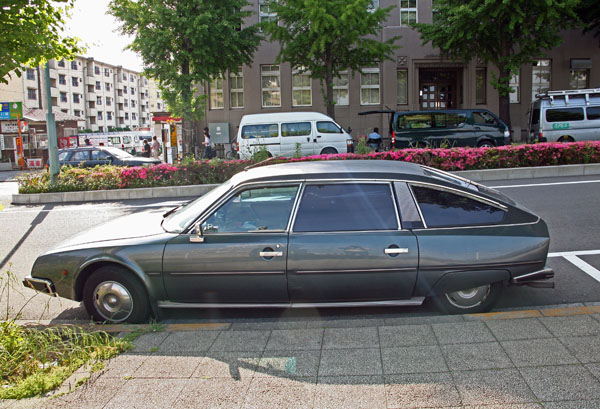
[315,120,346,154]
[472,111,503,145]
[89,149,113,166]
[65,149,91,167]
[280,121,314,157]
[287,182,419,303]
[162,184,300,304]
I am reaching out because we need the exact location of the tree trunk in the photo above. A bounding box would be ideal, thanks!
[324,50,335,120]
[181,58,192,157]
[497,62,512,132]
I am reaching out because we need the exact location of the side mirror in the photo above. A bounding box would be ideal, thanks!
[189,223,205,243]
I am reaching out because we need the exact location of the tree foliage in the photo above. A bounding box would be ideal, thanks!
[109,0,261,152]
[414,0,579,127]
[0,0,82,84]
[576,0,600,44]
[262,0,399,119]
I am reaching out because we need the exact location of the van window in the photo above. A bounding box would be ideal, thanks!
[123,136,131,145]
[473,111,499,126]
[395,113,432,130]
[241,124,279,139]
[530,108,540,126]
[108,136,121,144]
[546,108,584,122]
[432,113,466,128]
[281,122,311,137]
[587,107,600,120]
[316,121,342,133]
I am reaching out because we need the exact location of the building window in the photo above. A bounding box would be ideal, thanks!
[74,110,81,117]
[107,111,112,120]
[124,86,128,94]
[397,69,408,105]
[124,99,128,107]
[570,69,589,89]
[475,68,486,104]
[26,69,35,80]
[400,0,418,26]
[94,66,100,75]
[130,75,134,82]
[292,67,312,107]
[509,72,520,103]
[104,68,110,77]
[132,113,136,120]
[360,65,380,105]
[259,0,277,25]
[230,68,244,109]
[59,74,66,85]
[130,87,135,94]
[532,59,551,99]
[60,92,67,103]
[96,96,102,105]
[125,112,129,120]
[27,88,37,100]
[131,99,136,108]
[71,61,78,70]
[106,97,111,106]
[105,83,111,91]
[71,76,78,86]
[209,76,224,109]
[122,73,127,81]
[58,59,65,68]
[95,81,101,90]
[333,72,349,106]
[98,111,103,120]
[73,93,80,103]
[261,64,281,107]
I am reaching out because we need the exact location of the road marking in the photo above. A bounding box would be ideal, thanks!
[0,200,187,215]
[548,250,600,283]
[493,179,600,189]
[549,249,600,257]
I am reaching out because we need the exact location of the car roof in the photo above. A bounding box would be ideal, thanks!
[239,111,334,124]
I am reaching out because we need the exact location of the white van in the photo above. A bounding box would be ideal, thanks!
[528,88,600,143]
[237,112,353,159]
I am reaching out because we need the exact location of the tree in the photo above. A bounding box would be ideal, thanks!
[262,0,399,119]
[576,0,600,44]
[1,0,82,84]
[413,0,579,128]
[109,0,261,154]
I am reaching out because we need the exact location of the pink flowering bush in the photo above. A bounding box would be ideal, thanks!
[17,142,600,194]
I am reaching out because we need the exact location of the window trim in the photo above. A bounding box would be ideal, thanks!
[397,68,408,105]
[230,68,244,109]
[209,76,225,110]
[333,71,349,106]
[261,64,281,108]
[292,67,312,107]
[360,65,381,106]
[399,0,418,26]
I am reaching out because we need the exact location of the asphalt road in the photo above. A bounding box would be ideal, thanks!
[1,173,599,323]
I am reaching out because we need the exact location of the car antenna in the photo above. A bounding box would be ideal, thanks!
[244,156,277,171]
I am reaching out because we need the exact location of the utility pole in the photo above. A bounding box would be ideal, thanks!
[44,62,59,185]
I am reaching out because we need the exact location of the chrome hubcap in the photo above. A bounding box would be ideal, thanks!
[444,285,491,309]
[93,281,133,322]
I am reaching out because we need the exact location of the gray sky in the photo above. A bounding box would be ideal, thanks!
[63,0,144,72]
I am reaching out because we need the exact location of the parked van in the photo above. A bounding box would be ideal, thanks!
[361,109,510,149]
[528,88,600,143]
[237,112,353,159]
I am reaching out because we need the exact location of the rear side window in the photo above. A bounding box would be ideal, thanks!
[316,121,342,133]
[281,122,311,137]
[72,150,90,161]
[546,108,584,122]
[58,151,69,161]
[91,150,111,160]
[294,183,398,232]
[587,107,600,120]
[395,113,432,130]
[241,124,278,139]
[472,111,499,126]
[432,113,467,128]
[411,185,505,228]
[530,108,540,126]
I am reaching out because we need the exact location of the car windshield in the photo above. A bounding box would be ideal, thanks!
[162,180,233,233]
[102,147,133,159]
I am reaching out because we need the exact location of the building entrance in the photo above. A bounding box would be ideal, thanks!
[419,69,460,110]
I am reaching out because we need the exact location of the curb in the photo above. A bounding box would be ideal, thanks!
[11,163,600,205]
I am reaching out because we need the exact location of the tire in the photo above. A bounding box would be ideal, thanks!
[320,147,338,155]
[83,265,150,324]
[557,136,574,143]
[430,282,503,315]
[477,140,495,148]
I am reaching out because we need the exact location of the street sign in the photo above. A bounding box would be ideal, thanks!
[0,102,22,120]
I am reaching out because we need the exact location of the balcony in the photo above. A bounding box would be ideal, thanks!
[88,108,97,117]
[48,69,58,79]
[86,90,96,100]
[50,87,59,97]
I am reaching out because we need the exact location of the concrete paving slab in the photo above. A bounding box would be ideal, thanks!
[442,342,513,371]
[383,314,465,326]
[172,377,251,409]
[264,329,323,351]
[256,350,320,379]
[242,376,315,409]
[101,353,149,378]
[132,352,204,379]
[432,321,496,344]
[485,317,553,341]
[519,365,600,402]
[384,372,461,408]
[314,375,386,409]
[584,363,600,381]
[501,338,578,367]
[318,348,382,376]
[559,336,600,364]
[539,315,600,337]
[209,330,270,352]
[323,327,379,349]
[49,376,127,409]
[305,318,385,329]
[230,321,275,331]
[452,368,537,405]
[381,345,448,375]
[378,324,436,348]
[542,401,600,409]
[192,351,263,380]
[127,331,170,353]
[157,330,220,353]
[103,378,187,409]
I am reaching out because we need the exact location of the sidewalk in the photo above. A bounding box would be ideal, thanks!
[6,305,600,408]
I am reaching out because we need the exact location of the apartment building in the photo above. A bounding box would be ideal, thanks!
[1,56,153,132]
[201,0,599,142]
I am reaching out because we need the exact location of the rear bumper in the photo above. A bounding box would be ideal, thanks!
[511,268,554,287]
[23,276,56,297]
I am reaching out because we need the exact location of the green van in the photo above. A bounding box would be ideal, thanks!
[361,109,510,149]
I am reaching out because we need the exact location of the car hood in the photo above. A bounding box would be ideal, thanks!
[51,210,168,251]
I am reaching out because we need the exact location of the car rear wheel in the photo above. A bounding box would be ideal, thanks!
[320,147,338,155]
[477,140,495,148]
[431,282,503,314]
[557,136,575,143]
[83,266,150,324]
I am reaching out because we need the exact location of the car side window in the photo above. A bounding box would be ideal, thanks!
[293,183,398,232]
[473,111,499,126]
[316,121,342,133]
[241,124,279,139]
[395,113,432,130]
[281,122,311,137]
[411,185,505,228]
[202,185,299,233]
[91,150,111,160]
[72,151,90,161]
[58,152,69,161]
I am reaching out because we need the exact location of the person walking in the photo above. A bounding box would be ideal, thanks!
[368,127,382,151]
[202,127,214,159]
[142,140,151,157]
[151,136,161,160]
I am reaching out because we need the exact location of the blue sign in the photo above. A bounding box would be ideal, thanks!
[0,103,9,120]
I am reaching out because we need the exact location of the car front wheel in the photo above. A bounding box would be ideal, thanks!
[83,266,150,324]
[431,282,503,314]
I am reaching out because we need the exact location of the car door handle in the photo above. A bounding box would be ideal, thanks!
[259,251,283,257]
[384,248,409,255]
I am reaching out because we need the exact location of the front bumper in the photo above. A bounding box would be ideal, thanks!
[510,268,554,288]
[23,276,56,297]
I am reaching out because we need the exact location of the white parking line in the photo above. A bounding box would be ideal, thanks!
[0,200,186,215]
[549,249,600,283]
[493,180,600,189]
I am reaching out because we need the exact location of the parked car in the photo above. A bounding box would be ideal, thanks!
[360,109,511,148]
[528,88,600,143]
[24,160,553,324]
[58,146,161,167]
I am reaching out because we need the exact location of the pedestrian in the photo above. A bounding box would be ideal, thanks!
[84,138,92,146]
[142,140,151,157]
[202,127,214,159]
[151,136,161,160]
[368,127,382,151]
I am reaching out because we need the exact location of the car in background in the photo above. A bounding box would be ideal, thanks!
[360,109,510,149]
[24,160,553,324]
[58,146,161,167]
